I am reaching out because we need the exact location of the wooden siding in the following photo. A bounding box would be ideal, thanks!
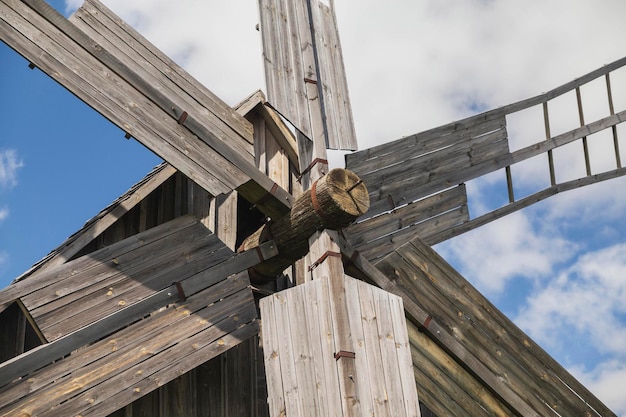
[258,0,357,150]
[346,56,626,246]
[0,0,292,219]
[337,235,617,417]
[261,275,419,417]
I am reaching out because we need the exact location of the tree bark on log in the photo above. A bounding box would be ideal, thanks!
[238,168,369,282]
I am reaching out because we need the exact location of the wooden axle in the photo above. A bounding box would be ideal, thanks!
[238,168,369,282]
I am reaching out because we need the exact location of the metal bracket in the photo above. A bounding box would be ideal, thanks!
[334,350,355,360]
[309,251,341,271]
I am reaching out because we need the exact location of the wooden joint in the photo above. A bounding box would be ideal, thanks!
[334,350,355,360]
[349,249,360,263]
[252,183,279,209]
[174,281,186,302]
[309,251,341,271]
[297,158,328,182]
[124,132,132,140]
[28,62,36,69]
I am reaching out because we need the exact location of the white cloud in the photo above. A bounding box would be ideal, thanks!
[0,149,23,190]
[436,211,577,295]
[516,243,626,356]
[0,207,8,222]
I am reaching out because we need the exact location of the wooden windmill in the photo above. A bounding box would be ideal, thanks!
[0,0,623,416]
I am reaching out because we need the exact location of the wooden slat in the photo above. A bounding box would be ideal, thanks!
[346,185,467,246]
[261,276,419,417]
[355,206,468,262]
[0,215,198,312]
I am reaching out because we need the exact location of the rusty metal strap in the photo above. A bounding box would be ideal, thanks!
[297,158,328,182]
[174,281,187,302]
[310,178,328,220]
[334,350,355,360]
[308,251,341,271]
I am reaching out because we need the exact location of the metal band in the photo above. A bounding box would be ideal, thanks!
[175,281,187,302]
[423,315,432,329]
[310,179,327,221]
[177,110,189,124]
[308,251,342,271]
[297,158,328,182]
[334,350,356,360]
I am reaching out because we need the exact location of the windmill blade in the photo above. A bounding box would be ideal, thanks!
[258,0,358,151]
[336,234,617,417]
[0,0,292,219]
[0,215,277,415]
[345,56,626,262]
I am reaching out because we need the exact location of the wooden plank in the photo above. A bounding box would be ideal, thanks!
[355,207,468,262]
[0,240,276,389]
[347,185,467,245]
[0,215,198,312]
[0,0,238,194]
[309,1,357,150]
[0,276,258,417]
[0,0,292,219]
[395,238,617,417]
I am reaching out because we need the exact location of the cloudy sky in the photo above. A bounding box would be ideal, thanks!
[1,0,626,414]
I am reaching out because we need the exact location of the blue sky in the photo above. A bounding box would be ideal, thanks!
[2,0,626,414]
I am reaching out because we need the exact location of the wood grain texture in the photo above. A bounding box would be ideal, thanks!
[336,234,616,417]
[260,275,419,417]
[258,0,357,151]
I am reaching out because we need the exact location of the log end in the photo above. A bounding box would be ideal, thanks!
[323,168,370,219]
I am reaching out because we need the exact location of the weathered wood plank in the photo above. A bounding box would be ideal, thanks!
[346,185,467,246]
[395,238,616,417]
[258,0,357,151]
[0,275,258,417]
[0,215,198,312]
[355,206,468,262]
[0,240,276,389]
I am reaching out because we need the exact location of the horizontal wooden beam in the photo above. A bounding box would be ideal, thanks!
[0,240,277,387]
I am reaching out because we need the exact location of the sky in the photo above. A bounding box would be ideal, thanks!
[1,0,626,414]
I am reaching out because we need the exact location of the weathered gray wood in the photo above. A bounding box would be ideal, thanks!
[70,0,254,160]
[0,0,292,220]
[261,275,419,417]
[0,215,198,312]
[0,237,277,388]
[0,272,259,417]
[258,0,357,151]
